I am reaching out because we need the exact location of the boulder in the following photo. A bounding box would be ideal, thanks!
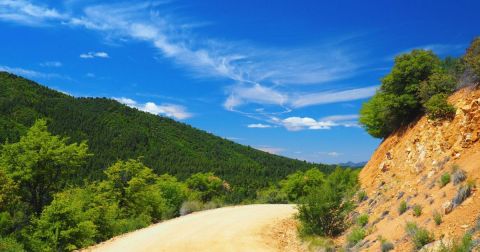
[443,201,453,215]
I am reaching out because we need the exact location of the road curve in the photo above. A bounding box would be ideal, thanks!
[83,204,298,252]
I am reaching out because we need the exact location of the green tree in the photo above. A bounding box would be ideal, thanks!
[360,49,456,138]
[102,159,168,221]
[0,119,90,214]
[464,37,480,83]
[186,172,225,202]
[279,168,325,202]
[156,174,189,218]
[30,188,98,252]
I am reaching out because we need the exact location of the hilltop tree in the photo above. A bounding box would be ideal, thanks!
[360,49,458,138]
[465,37,480,83]
[0,119,90,214]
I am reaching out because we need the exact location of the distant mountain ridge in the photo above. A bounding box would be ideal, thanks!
[0,72,337,202]
[338,161,367,168]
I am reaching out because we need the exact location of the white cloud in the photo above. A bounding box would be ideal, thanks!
[269,114,360,131]
[247,123,272,128]
[319,114,359,122]
[319,151,342,157]
[40,61,62,67]
[291,86,378,108]
[80,51,109,59]
[115,97,192,120]
[278,117,336,131]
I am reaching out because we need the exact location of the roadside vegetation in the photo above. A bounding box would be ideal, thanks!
[360,37,480,139]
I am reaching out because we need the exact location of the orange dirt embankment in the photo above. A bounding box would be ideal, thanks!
[343,87,480,251]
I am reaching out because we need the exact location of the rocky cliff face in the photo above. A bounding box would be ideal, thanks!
[345,87,480,251]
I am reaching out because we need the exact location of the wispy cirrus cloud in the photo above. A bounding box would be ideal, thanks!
[0,0,67,26]
[0,1,373,125]
[0,65,62,79]
[247,123,272,128]
[115,97,192,120]
[40,61,62,67]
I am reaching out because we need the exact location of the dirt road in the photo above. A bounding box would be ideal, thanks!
[83,204,299,252]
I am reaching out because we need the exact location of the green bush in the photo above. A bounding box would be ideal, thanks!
[347,227,365,247]
[398,200,407,215]
[256,185,288,204]
[412,204,422,217]
[465,37,480,82]
[357,190,367,202]
[440,173,451,188]
[405,222,434,249]
[424,94,456,120]
[297,168,357,236]
[433,211,442,225]
[419,71,456,103]
[186,172,226,202]
[279,168,325,202]
[0,236,25,252]
[356,214,369,227]
[451,167,466,185]
[381,240,394,252]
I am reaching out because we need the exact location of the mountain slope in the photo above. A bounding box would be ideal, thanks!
[342,87,480,251]
[0,72,334,201]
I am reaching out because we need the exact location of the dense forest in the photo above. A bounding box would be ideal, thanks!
[0,72,337,202]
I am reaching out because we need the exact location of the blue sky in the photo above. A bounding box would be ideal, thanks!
[0,0,478,164]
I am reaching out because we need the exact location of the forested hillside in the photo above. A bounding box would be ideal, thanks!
[0,72,335,202]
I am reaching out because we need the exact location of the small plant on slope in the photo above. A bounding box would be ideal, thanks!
[356,214,369,227]
[440,172,451,188]
[433,211,442,225]
[347,227,366,247]
[405,222,434,249]
[398,200,407,215]
[413,204,422,217]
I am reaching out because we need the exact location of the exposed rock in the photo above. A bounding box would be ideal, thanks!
[443,201,453,214]
[419,239,451,252]
[397,191,405,199]
[379,161,388,172]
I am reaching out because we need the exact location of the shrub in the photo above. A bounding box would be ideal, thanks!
[452,185,472,206]
[464,37,480,83]
[433,211,442,225]
[297,168,357,236]
[357,190,368,202]
[424,94,456,120]
[405,222,434,249]
[179,200,204,216]
[439,233,473,252]
[356,214,369,227]
[451,167,466,185]
[412,204,422,217]
[347,227,365,247]
[256,185,288,204]
[440,173,451,188]
[0,236,25,252]
[398,200,407,215]
[381,239,394,252]
[419,71,456,103]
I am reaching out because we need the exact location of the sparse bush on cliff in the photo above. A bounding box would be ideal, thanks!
[347,227,365,247]
[412,204,422,217]
[464,37,480,84]
[433,211,442,225]
[405,222,434,249]
[440,173,451,188]
[424,94,456,120]
[398,200,407,215]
